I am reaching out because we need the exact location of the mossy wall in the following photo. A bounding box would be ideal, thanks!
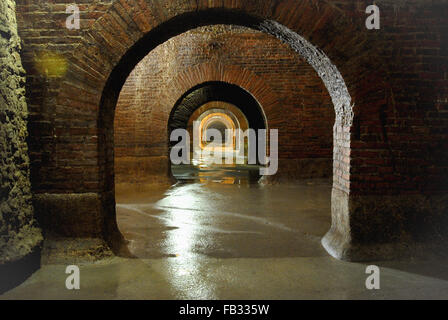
[0,0,42,269]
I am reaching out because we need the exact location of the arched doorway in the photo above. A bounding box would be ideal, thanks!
[38,3,361,260]
[167,81,270,184]
[99,10,352,258]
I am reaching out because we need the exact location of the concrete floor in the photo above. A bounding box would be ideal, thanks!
[2,164,448,299]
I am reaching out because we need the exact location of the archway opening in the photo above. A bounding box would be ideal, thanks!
[168,82,268,184]
[104,10,352,261]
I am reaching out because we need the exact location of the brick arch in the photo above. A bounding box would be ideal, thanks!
[43,0,390,260]
[164,62,279,124]
[167,81,267,137]
[115,64,276,187]
[165,65,275,169]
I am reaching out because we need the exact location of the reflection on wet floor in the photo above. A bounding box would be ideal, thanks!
[171,159,262,185]
[115,163,333,299]
[117,162,332,260]
[4,164,448,299]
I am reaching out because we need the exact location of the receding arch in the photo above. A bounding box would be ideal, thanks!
[97,11,353,196]
[168,81,268,145]
[199,112,236,147]
[187,103,251,163]
[168,81,268,171]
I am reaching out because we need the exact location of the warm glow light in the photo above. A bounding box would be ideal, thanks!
[33,51,68,78]
[185,102,251,166]
[198,112,236,151]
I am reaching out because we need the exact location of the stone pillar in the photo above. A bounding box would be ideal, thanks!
[0,0,42,293]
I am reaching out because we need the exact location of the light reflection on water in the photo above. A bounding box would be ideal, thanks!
[172,155,261,185]
[116,156,332,299]
[122,157,262,298]
[157,157,262,298]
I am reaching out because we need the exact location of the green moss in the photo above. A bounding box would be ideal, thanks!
[0,0,42,265]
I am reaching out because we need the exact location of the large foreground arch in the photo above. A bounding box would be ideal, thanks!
[33,1,364,260]
[93,6,355,259]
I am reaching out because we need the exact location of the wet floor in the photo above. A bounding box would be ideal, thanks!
[2,165,448,299]
[116,172,331,260]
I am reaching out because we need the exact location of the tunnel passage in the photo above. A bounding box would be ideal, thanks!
[169,82,266,158]
[111,19,346,202]
[188,102,252,161]
[114,26,335,190]
[112,23,338,259]
[15,1,448,266]
[192,107,241,151]
[168,82,266,138]
[168,82,267,183]
[201,115,234,145]
[25,8,351,261]
[106,17,348,257]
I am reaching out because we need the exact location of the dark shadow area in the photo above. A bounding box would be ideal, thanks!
[0,247,41,295]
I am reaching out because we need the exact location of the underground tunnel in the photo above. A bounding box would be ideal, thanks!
[1,0,448,300]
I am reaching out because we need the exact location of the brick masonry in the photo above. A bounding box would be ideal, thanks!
[114,25,334,185]
[7,0,448,261]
